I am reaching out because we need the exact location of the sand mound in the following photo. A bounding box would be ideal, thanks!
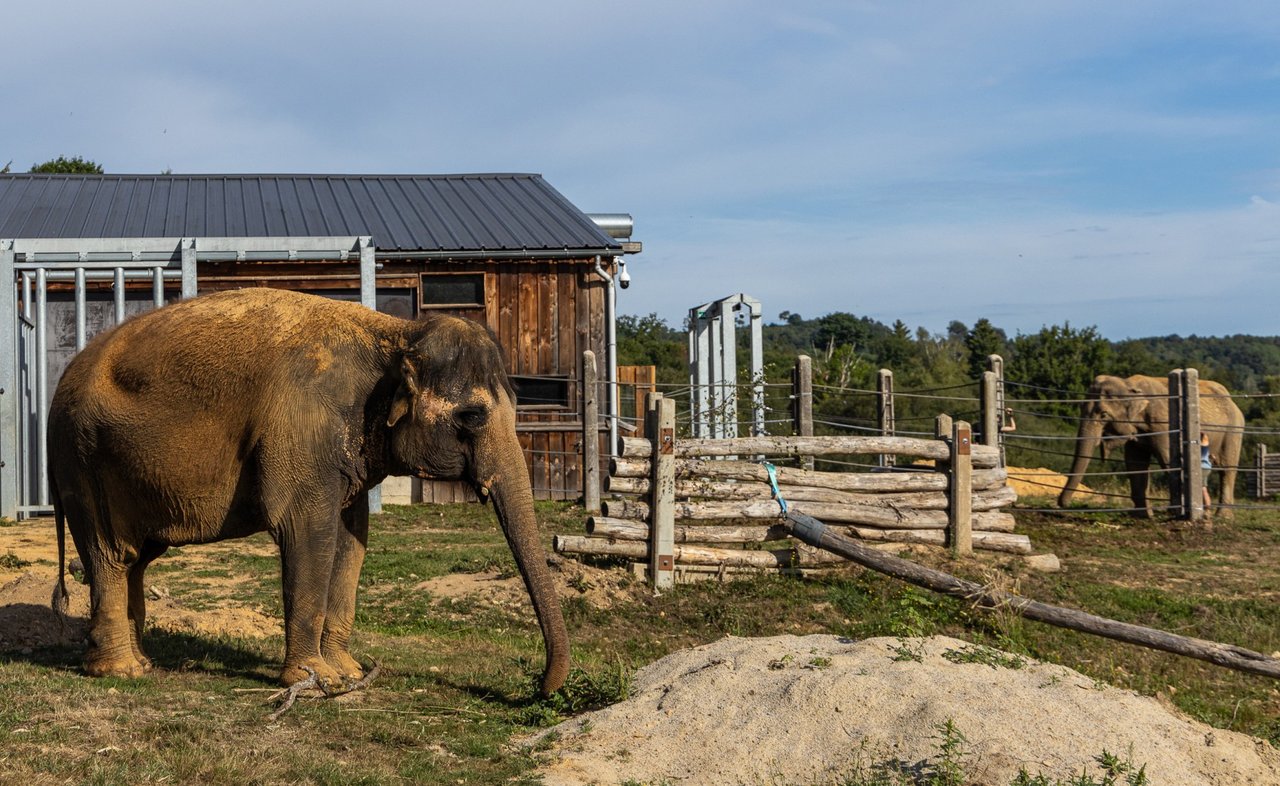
[529,634,1279,785]
[1006,466,1103,502]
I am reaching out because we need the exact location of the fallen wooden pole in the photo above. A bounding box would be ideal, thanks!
[784,511,1280,680]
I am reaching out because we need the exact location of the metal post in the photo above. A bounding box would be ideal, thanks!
[35,268,49,506]
[113,267,126,324]
[152,267,165,308]
[357,236,381,514]
[0,241,17,519]
[749,305,764,436]
[877,369,895,468]
[74,267,87,351]
[180,237,198,299]
[718,301,737,438]
[582,351,600,514]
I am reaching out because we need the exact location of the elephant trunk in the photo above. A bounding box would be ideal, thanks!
[484,437,570,697]
[1058,418,1104,507]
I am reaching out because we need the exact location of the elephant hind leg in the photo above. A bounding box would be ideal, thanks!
[126,540,168,671]
[1124,441,1154,518]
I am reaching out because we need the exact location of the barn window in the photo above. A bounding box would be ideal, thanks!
[510,375,571,409]
[420,273,486,309]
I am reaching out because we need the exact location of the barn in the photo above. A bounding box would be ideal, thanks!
[0,172,643,518]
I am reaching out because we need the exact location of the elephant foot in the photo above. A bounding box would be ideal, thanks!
[322,648,365,684]
[85,650,150,679]
[280,658,343,692]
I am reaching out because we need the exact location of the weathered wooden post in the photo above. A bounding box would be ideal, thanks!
[878,369,895,468]
[949,419,973,557]
[980,371,998,449]
[1168,368,1202,520]
[792,355,814,470]
[1257,444,1269,499]
[1183,368,1203,521]
[582,351,600,514]
[646,393,676,589]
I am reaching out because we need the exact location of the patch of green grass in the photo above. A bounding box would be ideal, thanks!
[943,644,1027,670]
[0,549,31,569]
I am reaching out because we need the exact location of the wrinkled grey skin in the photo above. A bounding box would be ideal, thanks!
[1058,374,1243,518]
[48,288,569,694]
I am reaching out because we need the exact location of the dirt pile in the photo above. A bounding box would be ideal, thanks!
[529,634,1280,785]
[1006,466,1103,502]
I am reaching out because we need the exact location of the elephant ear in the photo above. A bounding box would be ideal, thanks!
[387,356,422,427]
[1127,386,1150,419]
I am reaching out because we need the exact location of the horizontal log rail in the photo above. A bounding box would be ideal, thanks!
[619,434,1000,468]
[785,512,1280,680]
[605,467,1009,496]
[601,483,1016,515]
[554,534,847,569]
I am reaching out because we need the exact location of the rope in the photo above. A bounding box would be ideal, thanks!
[761,462,788,514]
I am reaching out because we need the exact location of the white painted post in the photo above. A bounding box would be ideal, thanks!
[0,240,17,519]
[181,238,198,299]
[358,236,382,515]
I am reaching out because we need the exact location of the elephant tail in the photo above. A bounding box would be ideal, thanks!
[50,481,69,621]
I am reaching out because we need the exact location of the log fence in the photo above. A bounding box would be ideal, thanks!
[555,391,1036,586]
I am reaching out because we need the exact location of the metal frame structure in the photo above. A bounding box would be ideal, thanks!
[0,236,375,520]
[687,293,765,439]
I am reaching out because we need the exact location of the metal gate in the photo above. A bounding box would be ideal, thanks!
[0,236,376,520]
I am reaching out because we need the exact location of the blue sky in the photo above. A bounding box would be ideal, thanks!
[7,1,1280,339]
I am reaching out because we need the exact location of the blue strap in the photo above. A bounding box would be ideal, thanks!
[762,461,788,514]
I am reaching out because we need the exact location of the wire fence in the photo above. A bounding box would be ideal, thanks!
[588,365,1280,518]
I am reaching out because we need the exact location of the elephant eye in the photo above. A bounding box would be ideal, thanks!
[455,406,488,431]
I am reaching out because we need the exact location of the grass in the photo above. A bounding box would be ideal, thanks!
[1,500,1278,783]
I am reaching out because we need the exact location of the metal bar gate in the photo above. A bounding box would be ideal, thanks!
[0,236,375,520]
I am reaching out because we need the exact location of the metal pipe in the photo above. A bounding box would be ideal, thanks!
[35,268,48,506]
[113,268,126,323]
[593,256,619,457]
[152,267,165,308]
[586,213,634,239]
[74,268,87,351]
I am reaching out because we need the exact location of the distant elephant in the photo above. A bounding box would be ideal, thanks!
[49,288,569,694]
[1057,374,1244,518]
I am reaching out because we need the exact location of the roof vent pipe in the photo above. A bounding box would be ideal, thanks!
[587,213,633,239]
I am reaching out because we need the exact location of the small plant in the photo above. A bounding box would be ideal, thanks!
[807,656,832,669]
[927,719,969,786]
[520,660,634,726]
[1010,748,1149,786]
[0,550,30,570]
[768,654,795,670]
[888,638,924,663]
[942,644,1027,670]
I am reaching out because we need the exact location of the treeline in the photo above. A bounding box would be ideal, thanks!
[617,311,1280,462]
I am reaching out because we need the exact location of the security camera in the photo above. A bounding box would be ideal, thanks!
[617,259,631,289]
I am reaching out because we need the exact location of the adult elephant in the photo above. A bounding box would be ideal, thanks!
[48,288,569,695]
[1057,374,1243,518]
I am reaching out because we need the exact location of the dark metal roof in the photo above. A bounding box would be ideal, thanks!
[0,173,621,255]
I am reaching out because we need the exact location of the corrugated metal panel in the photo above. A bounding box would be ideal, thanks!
[0,173,621,254]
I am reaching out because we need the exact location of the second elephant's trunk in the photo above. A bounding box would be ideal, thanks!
[1059,418,1104,507]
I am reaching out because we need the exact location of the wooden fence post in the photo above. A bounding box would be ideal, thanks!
[1168,369,1186,518]
[647,393,676,589]
[582,351,601,514]
[1182,368,1203,521]
[792,355,813,471]
[980,371,998,450]
[878,369,895,468]
[949,419,973,557]
[1258,444,1268,499]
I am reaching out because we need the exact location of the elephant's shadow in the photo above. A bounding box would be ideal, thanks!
[0,602,279,683]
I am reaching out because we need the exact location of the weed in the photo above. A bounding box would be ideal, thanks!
[942,644,1027,670]
[888,638,924,663]
[807,656,832,669]
[0,550,30,570]
[1011,747,1149,785]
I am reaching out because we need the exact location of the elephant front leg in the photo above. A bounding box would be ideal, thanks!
[276,515,344,690]
[320,494,370,684]
[1124,441,1154,518]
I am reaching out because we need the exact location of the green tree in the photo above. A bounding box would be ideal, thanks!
[964,318,1009,381]
[30,155,103,174]
[616,313,684,384]
[1007,322,1112,415]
